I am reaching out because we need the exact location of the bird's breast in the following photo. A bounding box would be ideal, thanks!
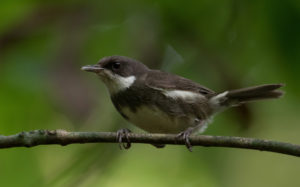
[120,105,191,133]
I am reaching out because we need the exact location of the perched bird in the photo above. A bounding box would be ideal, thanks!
[82,56,284,151]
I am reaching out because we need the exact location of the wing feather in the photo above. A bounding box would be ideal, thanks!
[145,70,215,96]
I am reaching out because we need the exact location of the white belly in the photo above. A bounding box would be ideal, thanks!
[121,105,194,133]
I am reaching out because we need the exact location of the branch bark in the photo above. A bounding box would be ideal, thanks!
[0,129,299,157]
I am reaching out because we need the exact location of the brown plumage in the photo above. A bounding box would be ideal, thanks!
[82,55,285,150]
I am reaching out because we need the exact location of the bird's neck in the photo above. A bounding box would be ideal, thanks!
[102,75,136,95]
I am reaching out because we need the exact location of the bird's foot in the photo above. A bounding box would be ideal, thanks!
[116,128,132,150]
[176,127,194,152]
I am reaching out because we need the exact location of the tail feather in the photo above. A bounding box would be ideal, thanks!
[227,84,284,103]
[211,84,284,109]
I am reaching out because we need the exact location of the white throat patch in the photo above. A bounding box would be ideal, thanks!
[100,70,136,94]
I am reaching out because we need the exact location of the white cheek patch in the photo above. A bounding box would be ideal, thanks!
[163,90,204,101]
[100,70,136,94]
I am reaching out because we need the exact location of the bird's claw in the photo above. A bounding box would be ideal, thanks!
[176,128,193,152]
[116,128,132,150]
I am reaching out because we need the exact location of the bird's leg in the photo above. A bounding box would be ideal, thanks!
[176,118,206,152]
[116,128,132,149]
[176,127,194,152]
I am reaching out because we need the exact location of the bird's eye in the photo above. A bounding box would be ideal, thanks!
[112,62,121,70]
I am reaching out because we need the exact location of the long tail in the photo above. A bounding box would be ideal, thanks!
[210,84,284,109]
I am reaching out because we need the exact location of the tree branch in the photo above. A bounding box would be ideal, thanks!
[0,130,299,157]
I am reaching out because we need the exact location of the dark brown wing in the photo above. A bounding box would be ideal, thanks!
[145,70,215,96]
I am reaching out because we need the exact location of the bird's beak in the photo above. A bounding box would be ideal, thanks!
[81,65,104,73]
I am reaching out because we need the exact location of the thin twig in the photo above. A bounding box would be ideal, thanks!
[0,130,299,157]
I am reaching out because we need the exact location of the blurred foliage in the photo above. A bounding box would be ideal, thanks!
[0,0,300,186]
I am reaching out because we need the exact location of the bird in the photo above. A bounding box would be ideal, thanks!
[81,55,284,151]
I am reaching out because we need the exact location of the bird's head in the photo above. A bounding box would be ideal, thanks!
[82,56,149,94]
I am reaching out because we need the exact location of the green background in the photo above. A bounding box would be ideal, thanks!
[0,0,300,186]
